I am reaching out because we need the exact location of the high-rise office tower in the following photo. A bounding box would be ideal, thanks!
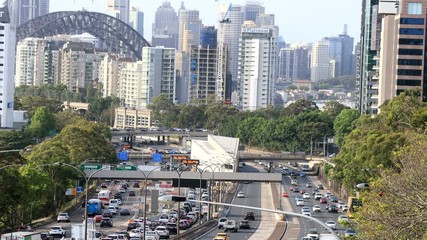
[152,1,179,48]
[218,4,245,90]
[201,26,217,48]
[245,1,265,21]
[10,0,49,25]
[357,0,380,114]
[178,9,202,52]
[311,40,331,82]
[0,4,16,128]
[279,44,310,82]
[129,6,144,36]
[323,26,355,78]
[107,0,129,24]
[374,0,427,110]
[238,21,276,111]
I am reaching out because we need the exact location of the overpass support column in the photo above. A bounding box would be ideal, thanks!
[178,136,183,146]
[157,136,161,144]
[162,136,165,143]
[167,136,170,144]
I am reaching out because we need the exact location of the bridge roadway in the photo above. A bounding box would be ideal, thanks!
[111,130,210,138]
[83,170,282,182]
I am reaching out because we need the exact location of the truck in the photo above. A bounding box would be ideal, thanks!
[71,223,100,240]
[1,232,42,240]
[87,199,103,216]
[224,220,238,232]
[319,233,339,240]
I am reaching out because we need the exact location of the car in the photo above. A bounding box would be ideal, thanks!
[296,199,304,206]
[120,208,131,215]
[239,220,251,229]
[165,223,177,235]
[100,183,108,188]
[133,182,140,188]
[129,229,142,238]
[329,195,339,203]
[237,191,245,198]
[301,237,314,240]
[327,204,338,213]
[315,193,323,200]
[307,228,319,239]
[224,220,238,232]
[291,179,298,185]
[300,189,306,194]
[118,188,126,193]
[102,209,113,218]
[325,220,337,230]
[303,193,310,199]
[244,212,255,221]
[345,228,357,237]
[155,226,169,239]
[144,231,160,240]
[100,218,113,227]
[218,218,228,229]
[282,192,289,197]
[338,215,349,224]
[293,187,300,193]
[290,171,297,176]
[317,184,324,190]
[49,226,66,237]
[319,197,328,204]
[108,206,117,215]
[57,213,70,222]
[289,186,295,191]
[299,172,306,177]
[40,233,52,240]
[312,205,321,212]
[129,191,136,196]
[93,215,103,222]
[282,166,289,170]
[214,233,230,240]
[311,189,319,195]
[324,192,333,198]
[159,214,169,223]
[305,182,313,188]
[301,209,311,217]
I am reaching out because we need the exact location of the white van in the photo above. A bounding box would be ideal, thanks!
[109,199,119,208]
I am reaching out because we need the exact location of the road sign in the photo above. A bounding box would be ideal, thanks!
[152,153,163,163]
[116,165,137,171]
[117,151,129,161]
[172,155,188,160]
[181,159,199,165]
[77,186,83,193]
[80,164,102,170]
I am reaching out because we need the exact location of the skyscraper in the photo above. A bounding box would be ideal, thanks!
[311,40,331,82]
[218,4,245,90]
[107,0,129,24]
[15,38,46,87]
[238,21,276,111]
[323,26,355,78]
[129,6,144,36]
[201,26,217,48]
[279,44,310,82]
[245,1,265,21]
[8,0,49,25]
[178,9,202,52]
[0,4,16,127]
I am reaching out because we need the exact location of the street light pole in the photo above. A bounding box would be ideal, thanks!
[174,167,186,238]
[197,165,215,225]
[323,134,328,158]
[135,166,162,240]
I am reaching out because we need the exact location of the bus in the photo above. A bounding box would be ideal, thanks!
[87,199,104,216]
[98,190,112,205]
[347,196,362,218]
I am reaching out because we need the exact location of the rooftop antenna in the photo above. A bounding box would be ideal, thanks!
[343,24,348,35]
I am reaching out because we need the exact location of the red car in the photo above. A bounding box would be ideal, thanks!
[319,197,328,204]
[93,215,103,222]
[289,186,294,191]
[300,189,306,194]
[282,192,289,197]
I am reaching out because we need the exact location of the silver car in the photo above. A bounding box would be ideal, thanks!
[56,213,70,222]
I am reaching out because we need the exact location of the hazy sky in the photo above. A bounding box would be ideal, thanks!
[50,0,362,43]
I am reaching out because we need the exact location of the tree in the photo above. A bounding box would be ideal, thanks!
[18,96,63,119]
[294,111,334,152]
[147,94,179,127]
[204,103,238,130]
[175,105,206,129]
[333,109,360,147]
[281,99,318,117]
[357,133,427,239]
[27,107,56,138]
[236,116,268,145]
[323,101,350,120]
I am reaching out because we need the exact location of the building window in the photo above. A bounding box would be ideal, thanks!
[400,18,425,24]
[399,28,424,35]
[408,3,423,14]
[397,69,422,76]
[398,48,423,55]
[397,79,422,86]
[398,59,423,65]
[399,38,424,45]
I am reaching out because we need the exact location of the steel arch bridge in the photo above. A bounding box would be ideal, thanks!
[17,11,150,60]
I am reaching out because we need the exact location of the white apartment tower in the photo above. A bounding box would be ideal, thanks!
[118,47,176,109]
[15,38,46,87]
[311,40,330,82]
[0,5,16,128]
[98,54,133,98]
[238,21,276,111]
[107,0,129,23]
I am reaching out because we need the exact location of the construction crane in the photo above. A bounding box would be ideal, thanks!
[216,3,232,102]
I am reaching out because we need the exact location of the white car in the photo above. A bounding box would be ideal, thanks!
[237,191,245,198]
[159,214,169,223]
[129,228,142,238]
[57,213,70,222]
[325,220,337,230]
[312,205,321,212]
[296,199,304,206]
[302,209,311,217]
[49,226,66,237]
[315,193,323,200]
[155,226,169,238]
[144,231,160,240]
[217,218,228,229]
[108,206,117,215]
[303,193,310,199]
[307,228,319,239]
[291,179,298,185]
[118,188,126,193]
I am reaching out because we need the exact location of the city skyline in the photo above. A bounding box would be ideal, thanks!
[49,0,361,43]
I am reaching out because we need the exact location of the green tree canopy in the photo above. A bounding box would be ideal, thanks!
[281,99,318,117]
[333,109,360,147]
[27,107,56,138]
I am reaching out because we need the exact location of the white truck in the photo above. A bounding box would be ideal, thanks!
[71,223,100,240]
[224,220,238,232]
[1,232,41,240]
